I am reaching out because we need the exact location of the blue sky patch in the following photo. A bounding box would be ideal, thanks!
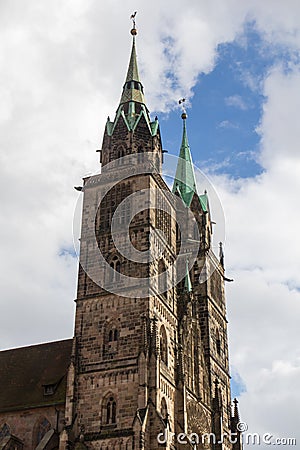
[231,369,247,398]
[59,247,77,259]
[158,22,298,180]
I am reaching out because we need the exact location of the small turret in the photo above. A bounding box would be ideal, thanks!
[172,107,198,207]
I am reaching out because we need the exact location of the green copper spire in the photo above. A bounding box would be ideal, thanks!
[172,113,198,207]
[106,25,159,138]
[125,36,140,83]
[119,32,146,105]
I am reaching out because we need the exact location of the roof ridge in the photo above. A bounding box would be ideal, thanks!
[0,337,73,353]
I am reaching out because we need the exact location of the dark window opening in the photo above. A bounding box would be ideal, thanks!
[160,326,168,366]
[43,384,56,396]
[138,146,144,163]
[106,397,117,424]
[216,330,221,355]
[108,327,118,343]
[158,260,168,298]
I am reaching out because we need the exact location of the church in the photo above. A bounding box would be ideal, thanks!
[0,22,242,450]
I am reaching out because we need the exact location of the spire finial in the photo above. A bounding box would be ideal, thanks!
[130,11,137,35]
[179,98,187,119]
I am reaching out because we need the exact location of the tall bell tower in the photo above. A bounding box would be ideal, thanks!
[60,21,242,450]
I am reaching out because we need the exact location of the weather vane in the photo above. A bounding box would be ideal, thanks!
[130,11,137,29]
[179,98,187,119]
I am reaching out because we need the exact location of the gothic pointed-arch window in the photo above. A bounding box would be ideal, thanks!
[0,423,10,440]
[117,145,125,164]
[216,329,221,356]
[108,327,119,343]
[104,321,119,359]
[158,260,168,298]
[138,145,144,163]
[160,325,168,366]
[114,329,118,341]
[102,394,117,425]
[34,417,51,446]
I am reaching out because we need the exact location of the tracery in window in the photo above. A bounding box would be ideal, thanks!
[35,417,51,446]
[103,320,120,360]
[102,394,117,425]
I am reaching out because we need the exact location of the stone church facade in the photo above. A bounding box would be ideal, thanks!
[0,26,242,450]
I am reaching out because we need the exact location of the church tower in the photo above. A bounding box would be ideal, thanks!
[61,22,242,450]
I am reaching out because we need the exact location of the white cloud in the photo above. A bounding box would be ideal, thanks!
[218,119,239,128]
[209,62,300,444]
[0,0,300,444]
[225,94,249,110]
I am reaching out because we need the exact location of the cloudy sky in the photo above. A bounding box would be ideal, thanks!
[1,0,300,447]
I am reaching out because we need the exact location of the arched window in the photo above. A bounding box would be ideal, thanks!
[114,329,118,341]
[216,329,221,355]
[0,423,10,440]
[158,260,168,298]
[161,397,168,419]
[104,321,119,359]
[137,146,144,163]
[34,417,51,446]
[160,325,168,366]
[109,256,121,283]
[103,395,117,425]
[108,327,118,343]
[117,146,125,164]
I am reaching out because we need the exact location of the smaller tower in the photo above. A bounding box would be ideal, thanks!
[231,398,243,450]
[172,106,198,208]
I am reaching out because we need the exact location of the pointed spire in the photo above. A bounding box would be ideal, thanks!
[125,37,140,83]
[119,29,146,106]
[105,20,160,143]
[172,112,197,207]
